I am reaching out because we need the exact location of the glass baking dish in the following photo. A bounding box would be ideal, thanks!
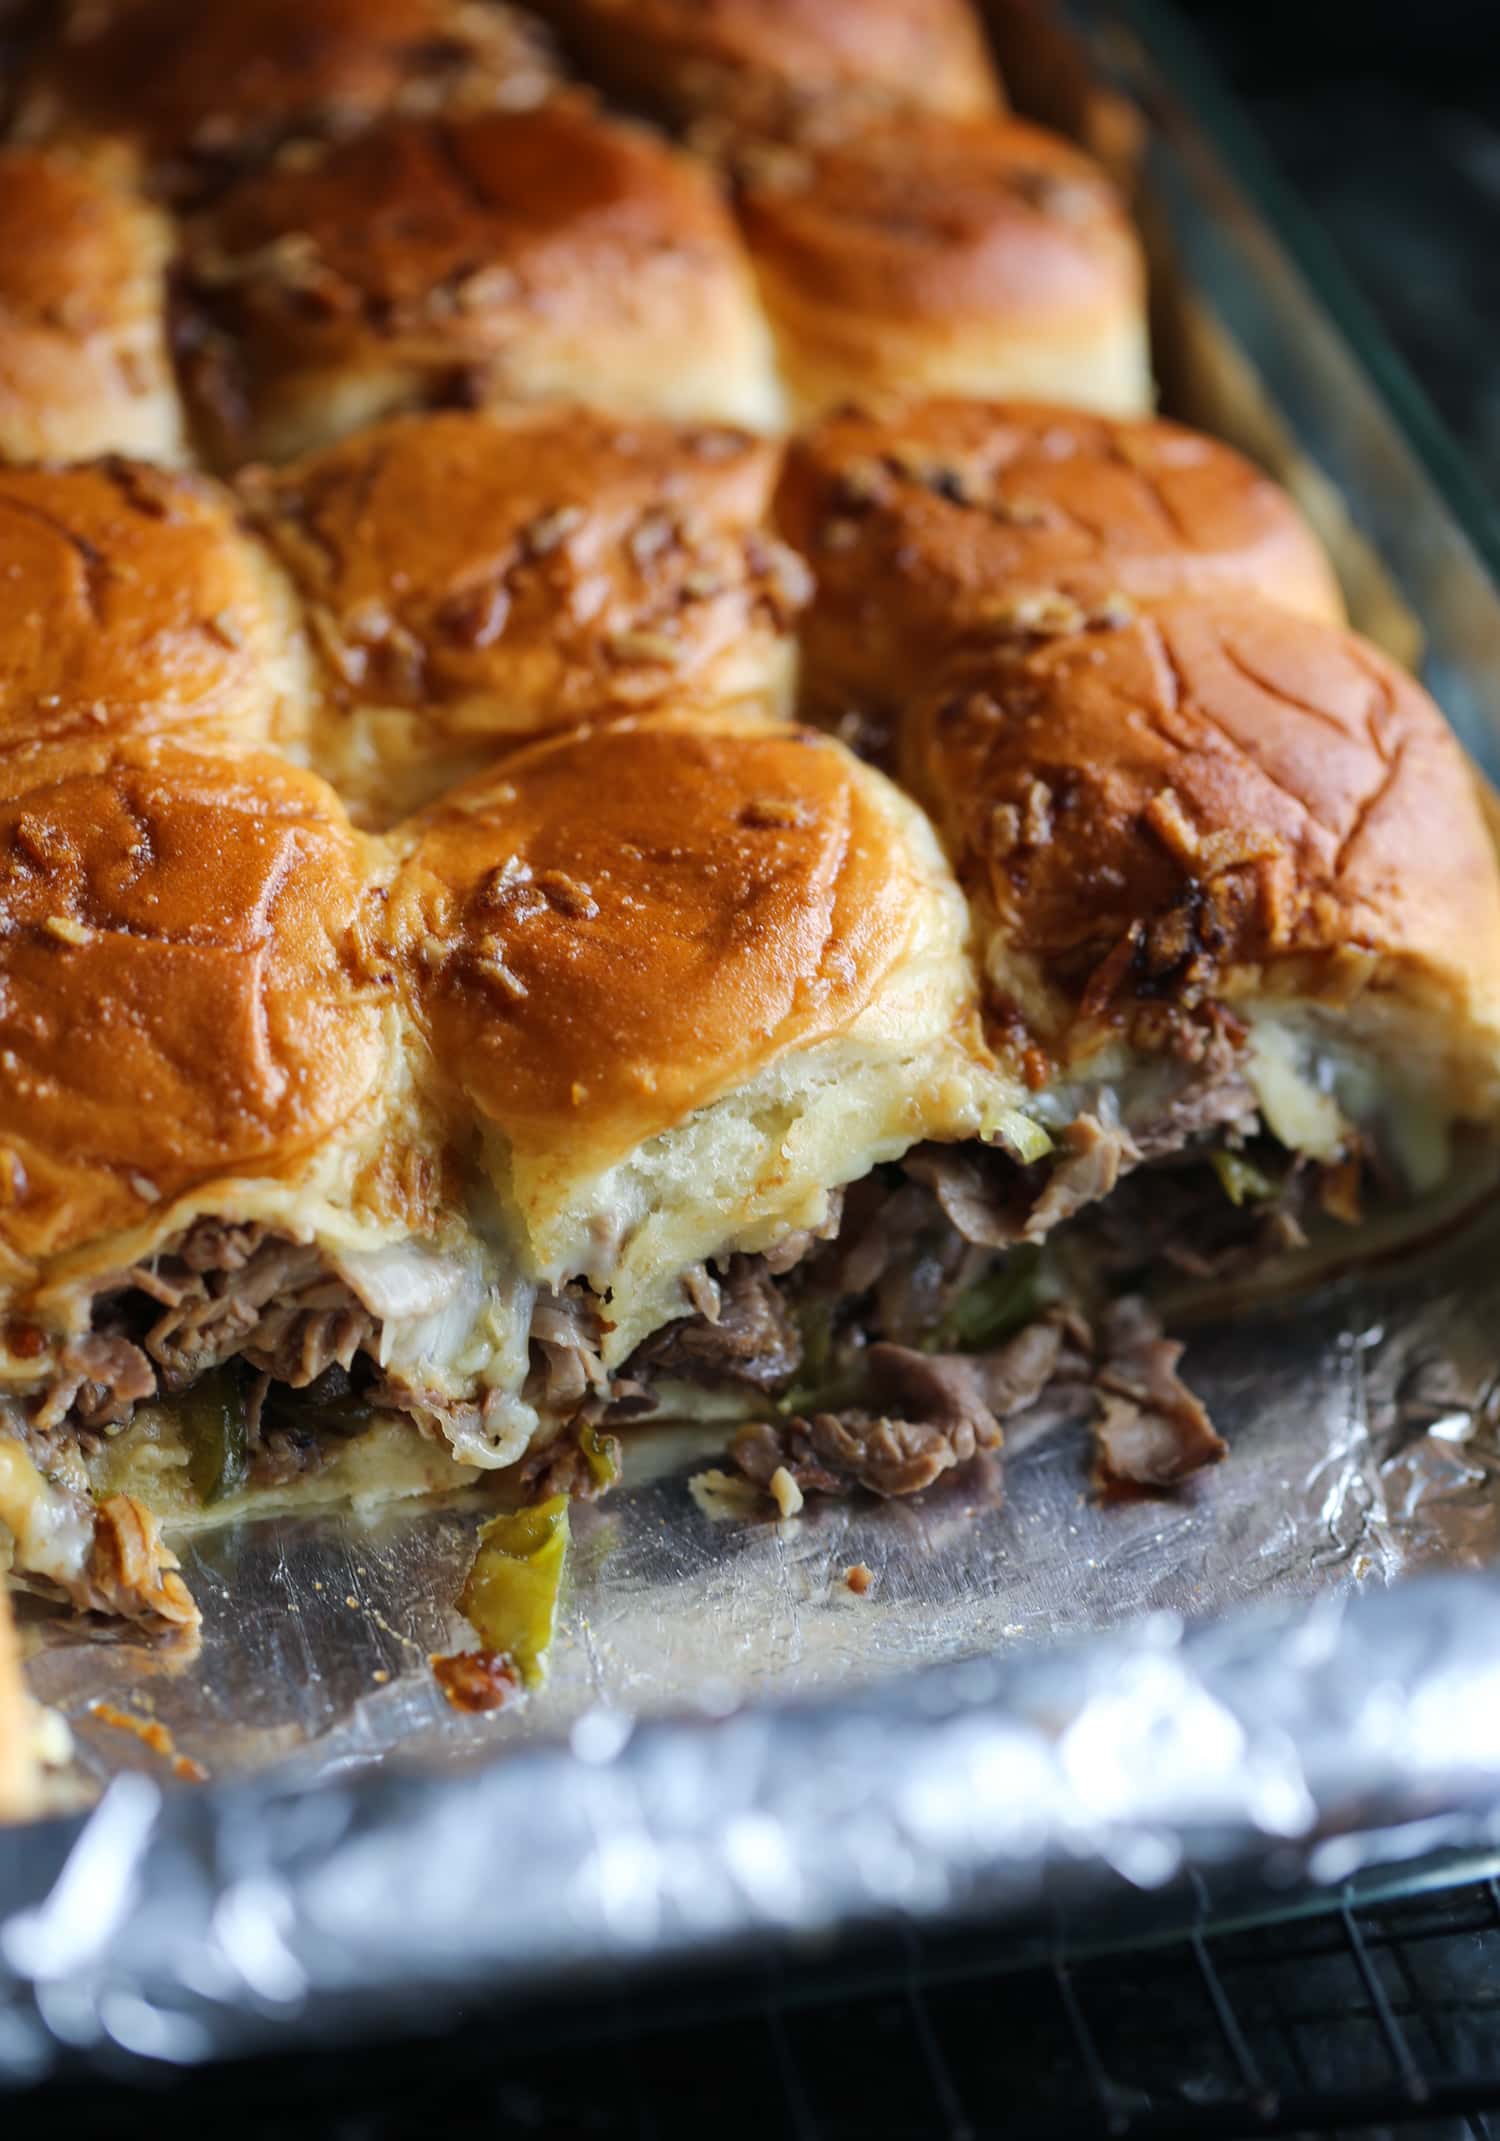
[5,0,1500,2088]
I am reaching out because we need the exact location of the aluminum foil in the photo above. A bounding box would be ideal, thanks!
[4,1201,1500,2084]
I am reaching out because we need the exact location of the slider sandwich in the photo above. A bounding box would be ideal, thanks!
[0,145,185,465]
[733,115,1149,422]
[875,595,1500,1483]
[3,577,1497,1595]
[529,0,1005,136]
[0,712,1008,1609]
[240,406,811,819]
[0,737,426,1622]
[15,0,561,201]
[0,457,310,757]
[777,396,1344,753]
[174,90,783,466]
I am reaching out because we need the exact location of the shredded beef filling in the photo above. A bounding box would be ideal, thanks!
[630,1257,803,1391]
[712,1037,1315,1504]
[1090,1298,1227,1489]
[15,1027,1333,1530]
[733,1330,1053,1499]
[33,1223,367,1421]
[25,1219,386,1482]
[526,1284,610,1412]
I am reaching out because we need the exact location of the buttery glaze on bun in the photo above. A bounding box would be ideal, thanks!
[239,407,811,818]
[778,398,1346,739]
[0,147,184,464]
[0,739,388,1286]
[386,709,993,1358]
[735,115,1149,422]
[536,0,1003,134]
[16,0,558,197]
[905,598,1500,1127]
[0,460,311,758]
[178,97,783,465]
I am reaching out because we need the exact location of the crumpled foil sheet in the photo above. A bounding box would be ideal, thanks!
[3,1201,1500,2083]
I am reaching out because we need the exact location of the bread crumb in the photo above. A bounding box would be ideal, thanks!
[1142,786,1199,864]
[843,1562,874,1596]
[43,914,92,946]
[608,627,682,665]
[1197,825,1284,876]
[768,1465,803,1519]
[688,1467,763,1522]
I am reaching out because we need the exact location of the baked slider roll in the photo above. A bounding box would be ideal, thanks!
[735,115,1149,423]
[383,709,1011,1486]
[0,460,311,759]
[777,398,1344,752]
[239,407,812,820]
[16,0,557,200]
[177,97,783,466]
[534,0,1003,137]
[897,599,1500,1355]
[0,147,185,465]
[0,738,505,1622]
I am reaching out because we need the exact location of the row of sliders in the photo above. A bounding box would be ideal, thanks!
[0,0,1142,463]
[1,393,1496,1631]
[0,0,1495,1786]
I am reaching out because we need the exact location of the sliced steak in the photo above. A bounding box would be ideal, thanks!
[31,1335,156,1435]
[1131,1067,1258,1160]
[79,1493,201,1629]
[902,1143,1029,1249]
[514,1412,623,1502]
[902,1019,1258,1257]
[27,1219,384,1446]
[1023,1113,1139,1238]
[527,1284,609,1412]
[969,1311,1092,1415]
[1090,1297,1226,1488]
[630,1257,802,1391]
[175,1220,267,1275]
[733,1411,975,1499]
[144,1236,348,1389]
[731,1337,1002,1500]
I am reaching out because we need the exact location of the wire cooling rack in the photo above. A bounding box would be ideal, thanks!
[19,1855,1500,2137]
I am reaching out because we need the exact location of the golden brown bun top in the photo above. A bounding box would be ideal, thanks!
[0,459,304,755]
[387,711,934,1169]
[240,407,809,729]
[186,96,752,361]
[735,114,1138,328]
[20,0,557,195]
[0,739,384,1274]
[906,598,1500,1076]
[0,147,183,464]
[778,399,1345,680]
[0,147,153,331]
[538,0,1002,131]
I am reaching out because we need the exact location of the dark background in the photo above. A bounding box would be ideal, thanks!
[1189,0,1500,516]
